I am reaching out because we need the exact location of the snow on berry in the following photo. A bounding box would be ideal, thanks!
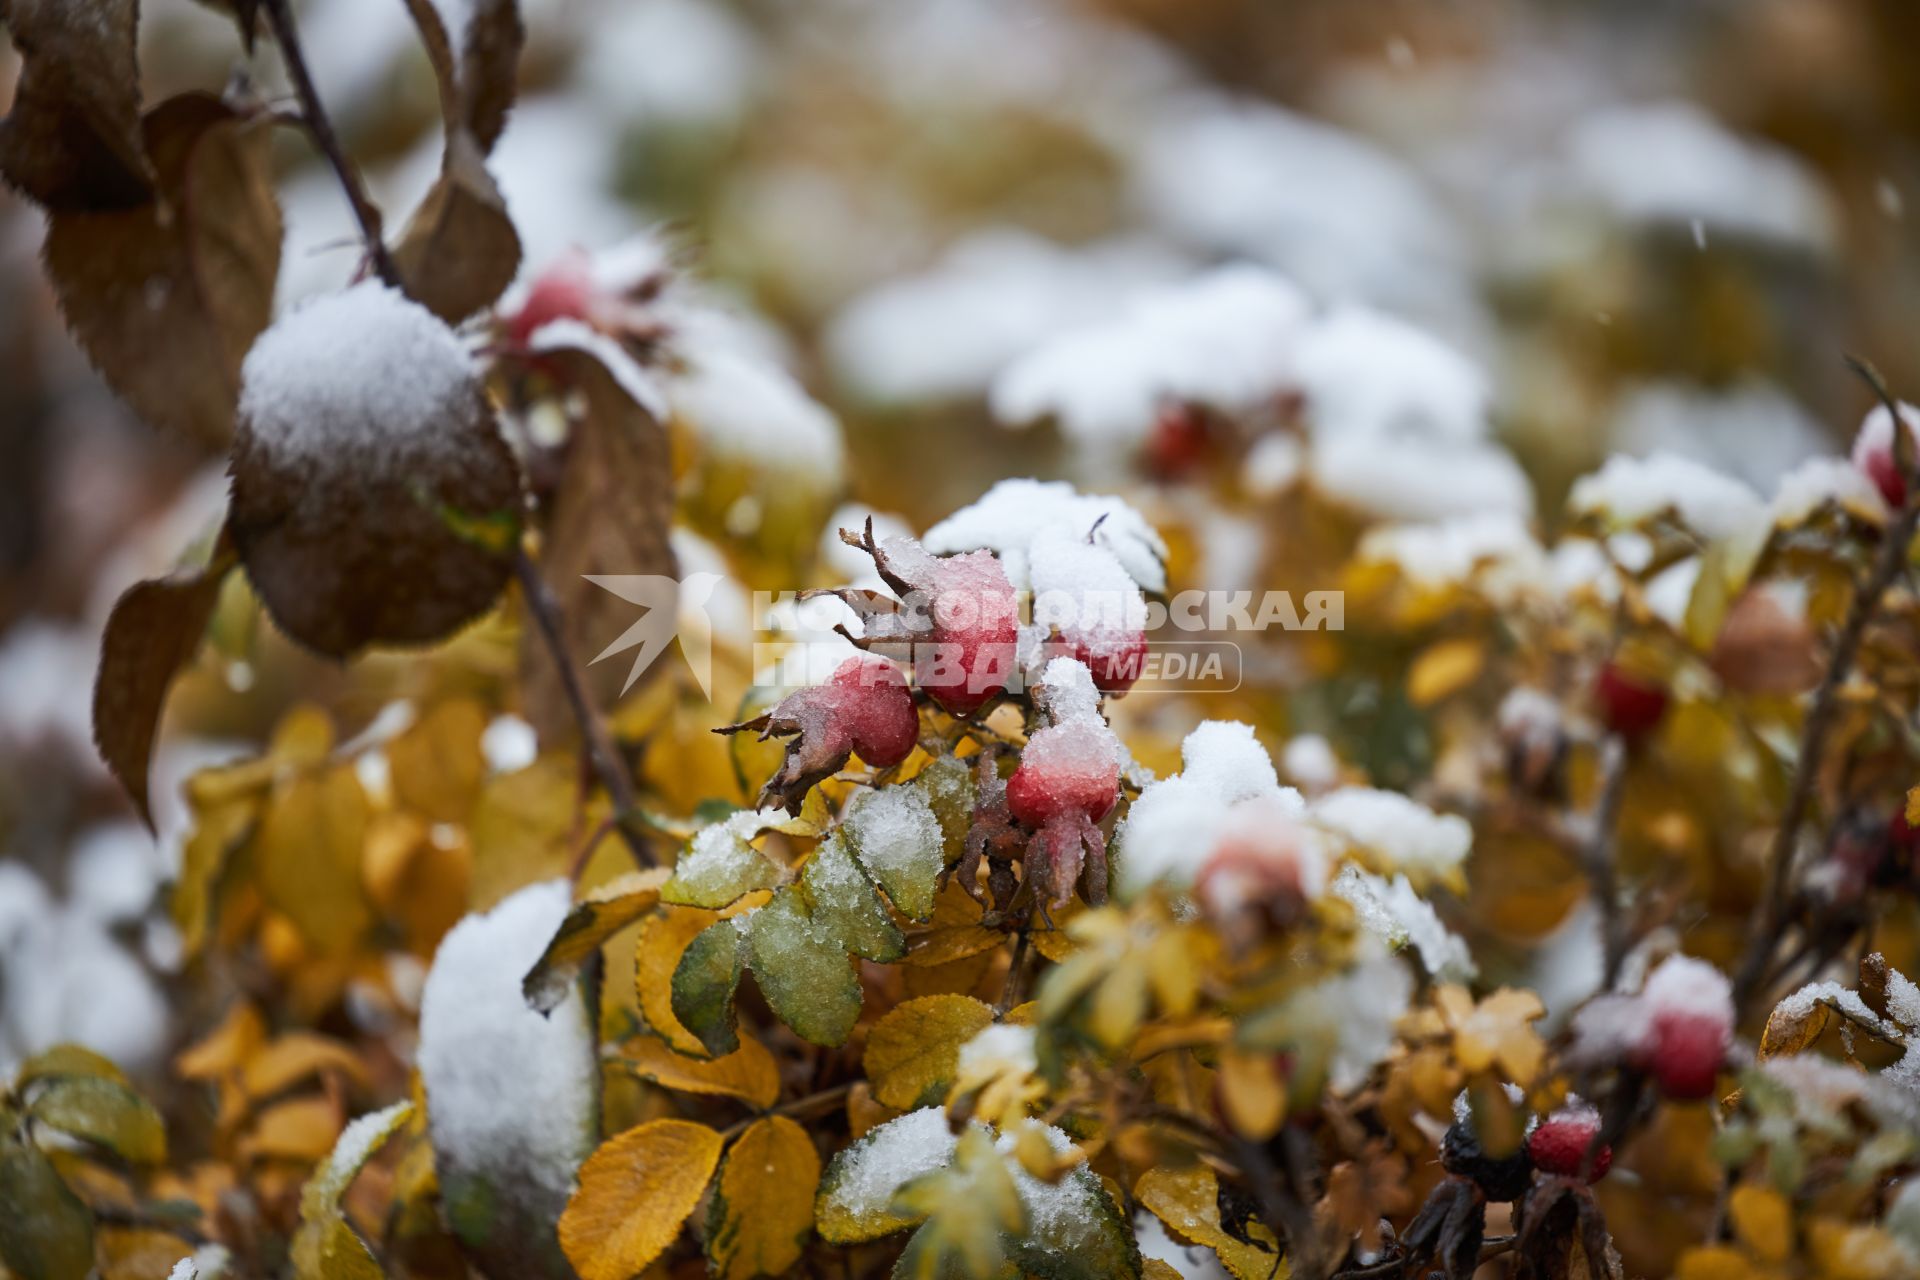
[1526,1103,1611,1180]
[1851,400,1920,510]
[1027,525,1150,694]
[1006,658,1123,906]
[718,654,918,813]
[1570,953,1734,1100]
[1117,720,1305,899]
[1195,795,1332,924]
[922,478,1168,594]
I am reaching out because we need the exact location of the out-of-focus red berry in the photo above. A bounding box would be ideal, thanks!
[1594,662,1668,743]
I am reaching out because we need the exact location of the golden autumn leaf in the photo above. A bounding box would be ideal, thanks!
[241,1096,343,1163]
[254,764,373,954]
[240,1033,370,1100]
[524,868,672,1013]
[1728,1184,1794,1266]
[1432,985,1546,1085]
[1406,636,1486,708]
[386,698,488,822]
[1217,1048,1286,1141]
[706,1116,820,1279]
[559,1119,725,1280]
[622,1033,780,1110]
[1135,1163,1285,1280]
[637,904,733,1056]
[864,995,997,1110]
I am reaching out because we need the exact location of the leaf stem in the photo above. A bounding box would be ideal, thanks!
[262,0,402,288]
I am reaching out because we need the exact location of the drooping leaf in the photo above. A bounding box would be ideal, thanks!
[45,94,279,448]
[864,996,996,1111]
[621,1032,779,1109]
[523,868,671,1014]
[27,1076,166,1163]
[0,1129,95,1280]
[0,0,151,209]
[400,0,524,151]
[706,1116,820,1280]
[92,530,238,825]
[669,918,747,1058]
[392,129,521,323]
[253,764,373,953]
[290,1101,413,1280]
[14,1044,130,1090]
[745,890,865,1047]
[558,1120,724,1280]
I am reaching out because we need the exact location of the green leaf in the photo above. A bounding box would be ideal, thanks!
[28,1076,166,1163]
[1008,1164,1143,1280]
[671,920,746,1058]
[292,1101,414,1280]
[14,1044,129,1089]
[845,787,946,921]
[0,1130,94,1280]
[663,817,787,911]
[746,891,864,1048]
[914,755,977,867]
[891,1128,1023,1280]
[802,834,904,963]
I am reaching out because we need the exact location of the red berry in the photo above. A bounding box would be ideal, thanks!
[1006,720,1120,827]
[825,656,919,767]
[1072,629,1149,696]
[1594,662,1668,742]
[921,551,1019,715]
[1145,403,1209,479]
[1852,403,1917,509]
[1642,1009,1727,1100]
[1527,1111,1611,1181]
[503,252,595,349]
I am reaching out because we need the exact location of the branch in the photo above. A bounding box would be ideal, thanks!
[262,0,402,288]
[1586,735,1631,990]
[513,550,654,868]
[1732,359,1920,1015]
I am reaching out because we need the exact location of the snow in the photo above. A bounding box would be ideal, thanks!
[923,479,1167,594]
[819,1107,958,1226]
[1644,557,1700,630]
[239,281,481,468]
[989,264,1310,446]
[1027,527,1147,669]
[417,881,599,1229]
[489,96,637,273]
[1355,512,1547,597]
[1312,434,1534,521]
[1179,720,1281,803]
[574,0,762,129]
[527,318,670,420]
[667,343,845,482]
[1133,1210,1231,1280]
[1295,306,1490,445]
[1773,981,1889,1038]
[481,715,539,774]
[1281,735,1340,793]
[1241,432,1304,498]
[315,1100,414,1201]
[1568,451,1765,541]
[1642,952,1734,1022]
[999,1124,1113,1258]
[67,822,165,925]
[1332,864,1476,981]
[957,1023,1037,1078]
[1610,382,1828,493]
[1034,656,1103,726]
[1498,688,1564,756]
[1570,952,1733,1062]
[844,788,943,892]
[826,230,1187,407]
[1559,101,1837,251]
[1308,788,1471,884]
[1116,720,1305,897]
[1274,941,1414,1092]
[1771,457,1890,526]
[1,886,169,1074]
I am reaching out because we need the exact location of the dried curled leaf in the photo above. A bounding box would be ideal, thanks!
[92,529,237,825]
[393,130,521,323]
[559,1119,725,1280]
[0,0,151,209]
[523,868,671,1014]
[401,0,524,150]
[45,94,279,449]
[705,1116,820,1280]
[621,1032,779,1109]
[291,1101,414,1280]
[864,995,996,1111]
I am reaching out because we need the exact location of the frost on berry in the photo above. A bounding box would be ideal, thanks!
[1526,1104,1610,1181]
[716,654,917,814]
[1003,658,1122,907]
[827,519,1019,716]
[1851,400,1920,510]
[1569,953,1733,1101]
[1027,525,1150,695]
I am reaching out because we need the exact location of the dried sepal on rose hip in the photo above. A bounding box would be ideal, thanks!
[716,654,918,814]
[1003,658,1121,907]
[823,519,1018,717]
[227,280,522,656]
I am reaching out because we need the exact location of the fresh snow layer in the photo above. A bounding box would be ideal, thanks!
[924,478,1167,594]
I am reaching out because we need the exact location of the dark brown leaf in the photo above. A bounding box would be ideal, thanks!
[93,529,239,827]
[516,342,677,739]
[0,0,152,210]
[393,129,522,323]
[44,93,281,450]
[401,0,524,152]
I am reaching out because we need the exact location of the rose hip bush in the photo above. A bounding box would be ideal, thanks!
[8,2,1920,1280]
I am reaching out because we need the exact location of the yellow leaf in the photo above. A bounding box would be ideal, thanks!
[1144,1263,1184,1280]
[706,1116,820,1280]
[1217,1048,1286,1140]
[469,752,591,908]
[1407,636,1485,708]
[1730,1184,1795,1265]
[1807,1219,1909,1280]
[255,764,372,953]
[241,1033,370,1100]
[523,868,671,1013]
[1761,993,1833,1060]
[1135,1164,1285,1280]
[176,1003,267,1082]
[864,995,997,1110]
[560,1119,725,1280]
[903,881,1003,967]
[291,1101,413,1280]
[387,699,488,822]
[1675,1245,1766,1280]
[242,1095,344,1162]
[637,905,729,1056]
[1907,788,1920,828]
[624,1034,780,1110]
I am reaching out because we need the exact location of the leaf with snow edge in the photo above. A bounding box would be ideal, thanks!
[706,1116,820,1280]
[1006,1157,1142,1280]
[817,1108,959,1244]
[846,786,947,921]
[865,996,997,1110]
[621,1033,779,1109]
[0,1129,94,1280]
[803,833,906,963]
[1761,980,1902,1060]
[1307,787,1470,891]
[229,281,521,657]
[393,130,521,323]
[255,764,373,954]
[1331,865,1475,982]
[521,868,670,1014]
[1134,1165,1280,1280]
[400,0,524,151]
[93,526,237,826]
[664,813,791,910]
[670,919,746,1058]
[559,1119,723,1280]
[290,1101,412,1280]
[515,341,677,742]
[746,890,865,1047]
[15,1044,130,1090]
[0,0,150,209]
[891,1127,1023,1280]
[387,699,488,823]
[45,95,277,449]
[421,881,599,1280]
[27,1076,165,1163]
[913,754,977,865]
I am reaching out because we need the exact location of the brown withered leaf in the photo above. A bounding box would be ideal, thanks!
[517,342,677,740]
[393,129,521,323]
[401,0,524,151]
[93,528,239,826]
[45,93,280,450]
[0,0,152,209]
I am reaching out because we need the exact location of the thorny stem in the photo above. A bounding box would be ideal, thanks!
[1586,735,1631,990]
[261,0,402,289]
[513,550,654,868]
[1732,364,1920,1016]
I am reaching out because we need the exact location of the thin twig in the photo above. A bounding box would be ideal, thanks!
[261,0,402,288]
[997,921,1034,1013]
[513,550,654,867]
[720,1083,854,1140]
[1586,735,1631,990]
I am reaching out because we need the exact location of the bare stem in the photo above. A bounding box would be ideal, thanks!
[721,1083,854,1139]
[513,550,653,868]
[262,0,402,288]
[1587,735,1631,990]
